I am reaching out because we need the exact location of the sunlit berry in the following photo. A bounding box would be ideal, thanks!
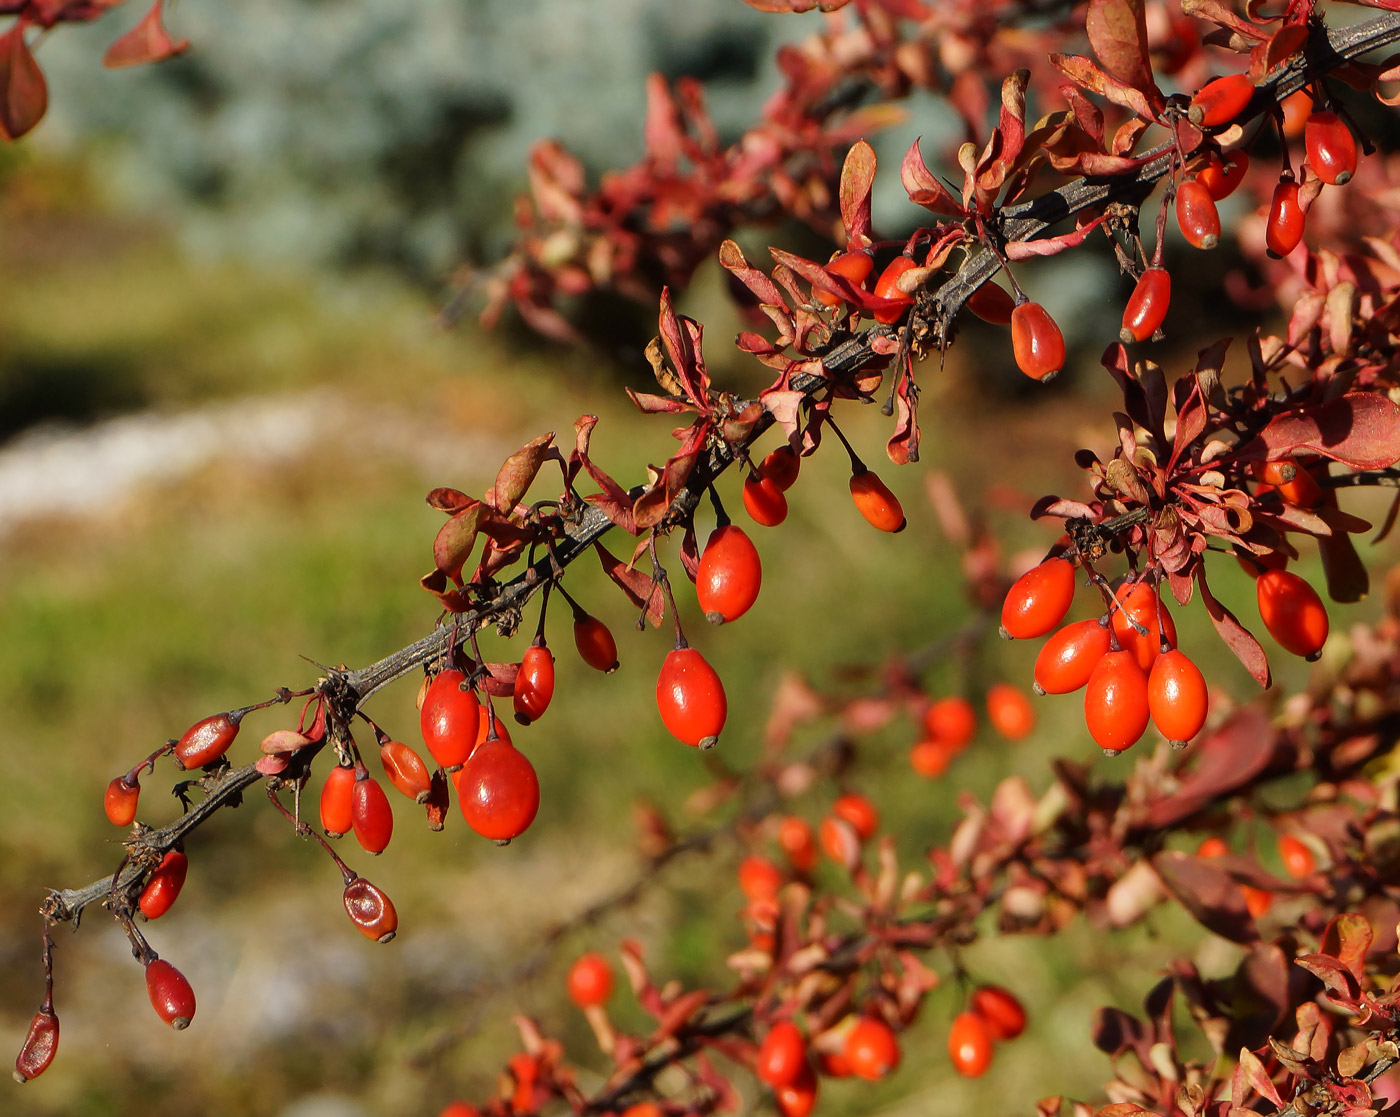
[1001,557,1077,640]
[656,647,727,748]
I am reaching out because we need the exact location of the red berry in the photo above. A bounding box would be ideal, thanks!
[513,643,556,725]
[1198,836,1229,859]
[760,444,801,491]
[566,951,614,1008]
[1254,457,1323,509]
[910,737,956,777]
[656,647,727,748]
[573,614,619,673]
[1176,179,1220,250]
[420,669,481,770]
[756,1020,807,1087]
[1120,267,1171,344]
[342,877,398,943]
[697,524,763,624]
[966,282,1015,324]
[845,1015,900,1080]
[436,1104,480,1117]
[1084,650,1151,754]
[1009,301,1065,381]
[173,711,242,770]
[1189,73,1254,127]
[774,1060,818,1117]
[776,816,817,872]
[969,985,1026,1040]
[986,683,1035,740]
[738,854,784,901]
[145,958,196,1030]
[1257,569,1328,658]
[871,256,917,324]
[1266,174,1306,259]
[833,792,879,840]
[1197,150,1249,200]
[948,1011,994,1077]
[351,768,394,855]
[1001,557,1077,640]
[1147,650,1209,744]
[818,816,862,866]
[1034,618,1111,694]
[1111,582,1178,672]
[320,764,355,838]
[923,696,977,749]
[1281,89,1312,137]
[1278,833,1316,878]
[743,473,789,527]
[378,739,433,803]
[849,469,906,532]
[138,850,189,921]
[1243,884,1275,918]
[457,739,540,841]
[1305,110,1358,186]
[105,774,141,827]
[814,249,874,308]
[13,1006,58,1083]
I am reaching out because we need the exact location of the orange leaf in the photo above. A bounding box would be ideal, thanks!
[103,0,190,70]
[0,24,47,140]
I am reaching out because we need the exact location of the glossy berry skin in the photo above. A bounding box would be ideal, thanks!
[458,740,540,841]
[1034,618,1111,694]
[343,877,398,942]
[970,985,1026,1040]
[844,1016,900,1080]
[1254,457,1323,509]
[1111,582,1178,672]
[13,1007,58,1083]
[833,792,879,840]
[849,469,906,532]
[320,765,355,837]
[1257,569,1329,658]
[566,951,614,1008]
[145,959,196,1030]
[761,444,801,491]
[105,775,141,827]
[1305,110,1358,186]
[1190,73,1254,127]
[986,683,1035,740]
[697,524,762,624]
[743,473,788,527]
[1176,179,1220,250]
[138,850,189,920]
[173,712,242,770]
[756,1020,808,1087]
[574,614,619,673]
[924,696,977,749]
[1266,174,1305,259]
[814,250,874,308]
[1147,650,1209,744]
[420,669,481,770]
[513,644,556,725]
[1009,301,1065,381]
[948,1011,994,1077]
[656,647,727,748]
[1278,833,1316,878]
[774,1060,818,1117]
[871,255,917,324]
[1084,650,1151,753]
[1001,557,1077,640]
[351,771,394,855]
[379,739,433,803]
[1197,150,1249,200]
[738,854,784,901]
[1120,267,1171,344]
[966,282,1016,324]
[777,816,817,872]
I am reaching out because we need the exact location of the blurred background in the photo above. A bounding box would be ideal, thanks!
[0,3,1389,1116]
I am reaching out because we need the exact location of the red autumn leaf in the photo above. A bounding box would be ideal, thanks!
[1153,850,1260,944]
[1141,707,1275,828]
[478,662,519,698]
[1322,912,1374,985]
[1049,53,1161,123]
[656,289,711,409]
[491,432,556,514]
[718,239,790,310]
[1234,1048,1285,1108]
[886,369,919,466]
[595,541,664,627]
[0,23,47,140]
[900,138,965,216]
[632,448,700,532]
[839,139,876,245]
[1243,393,1400,470]
[572,415,637,534]
[425,487,476,514]
[1005,213,1107,259]
[103,0,190,70]
[432,502,488,583]
[642,73,684,172]
[974,70,1029,199]
[419,568,472,613]
[1197,564,1271,688]
[1085,0,1165,116]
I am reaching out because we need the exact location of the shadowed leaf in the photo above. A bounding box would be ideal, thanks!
[492,432,556,514]
[1153,850,1260,943]
[1085,0,1164,113]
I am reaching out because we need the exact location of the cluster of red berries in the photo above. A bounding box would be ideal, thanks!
[909,688,1035,778]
